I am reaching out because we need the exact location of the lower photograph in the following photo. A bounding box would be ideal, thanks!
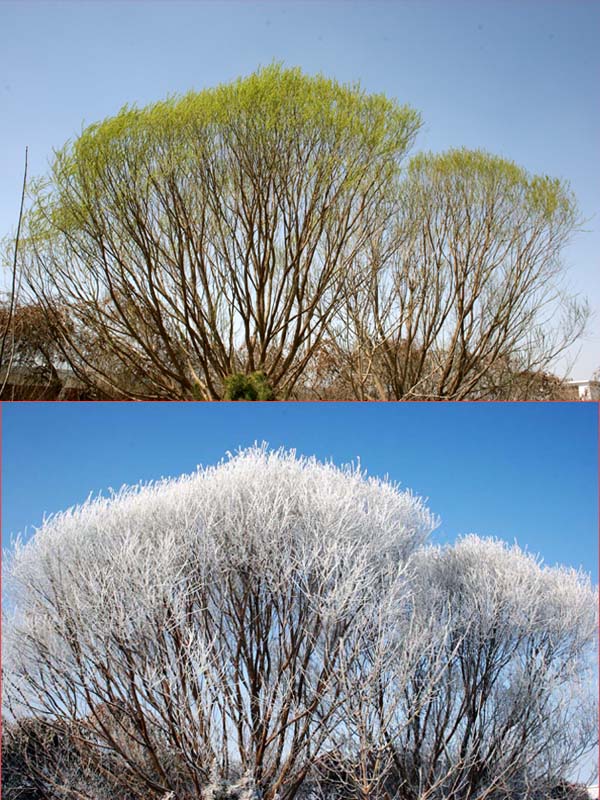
[1,402,598,800]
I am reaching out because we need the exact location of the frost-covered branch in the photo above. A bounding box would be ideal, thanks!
[2,449,596,800]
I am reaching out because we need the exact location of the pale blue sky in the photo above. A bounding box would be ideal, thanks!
[1,0,599,376]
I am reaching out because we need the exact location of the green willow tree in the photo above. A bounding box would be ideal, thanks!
[19,65,421,399]
[13,70,587,400]
[329,149,588,399]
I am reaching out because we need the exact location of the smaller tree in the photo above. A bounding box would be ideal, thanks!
[334,148,588,400]
[381,537,598,799]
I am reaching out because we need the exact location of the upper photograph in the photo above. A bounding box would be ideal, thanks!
[1,0,598,401]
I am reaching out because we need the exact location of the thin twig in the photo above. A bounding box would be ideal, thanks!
[0,146,29,395]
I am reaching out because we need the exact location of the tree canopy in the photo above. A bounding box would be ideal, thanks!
[3,448,597,799]
[331,148,586,399]
[5,65,588,400]
[19,64,421,399]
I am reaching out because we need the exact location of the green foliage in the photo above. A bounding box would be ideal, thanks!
[223,372,274,401]
[30,63,421,235]
[190,381,205,401]
[405,147,577,228]
[73,61,420,157]
[409,147,524,182]
[13,66,584,401]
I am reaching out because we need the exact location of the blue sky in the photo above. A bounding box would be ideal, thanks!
[2,401,598,582]
[0,0,598,378]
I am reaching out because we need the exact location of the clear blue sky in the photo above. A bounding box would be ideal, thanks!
[0,0,598,378]
[2,401,598,583]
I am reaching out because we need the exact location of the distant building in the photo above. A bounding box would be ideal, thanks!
[567,380,600,401]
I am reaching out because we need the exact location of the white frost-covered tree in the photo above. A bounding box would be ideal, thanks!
[336,536,598,800]
[2,447,597,800]
[2,446,435,799]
